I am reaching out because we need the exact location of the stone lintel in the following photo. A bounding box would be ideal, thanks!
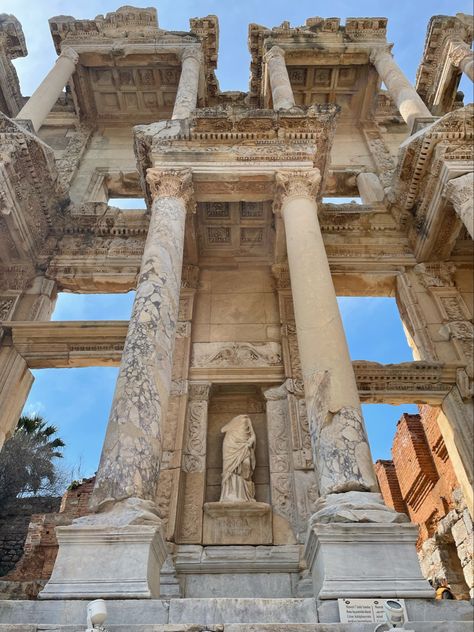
[2,321,462,403]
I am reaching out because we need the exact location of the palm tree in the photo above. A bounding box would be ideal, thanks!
[0,414,65,503]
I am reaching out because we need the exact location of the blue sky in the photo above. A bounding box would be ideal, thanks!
[10,1,469,479]
[3,0,473,96]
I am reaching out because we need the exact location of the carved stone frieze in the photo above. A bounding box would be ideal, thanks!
[191,342,282,368]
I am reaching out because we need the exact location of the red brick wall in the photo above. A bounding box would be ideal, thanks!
[376,408,461,544]
[374,459,407,514]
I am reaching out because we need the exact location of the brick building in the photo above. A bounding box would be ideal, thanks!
[375,407,473,599]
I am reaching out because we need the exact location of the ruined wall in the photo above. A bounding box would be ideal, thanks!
[376,408,473,598]
[0,497,61,577]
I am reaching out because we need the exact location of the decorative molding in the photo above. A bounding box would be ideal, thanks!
[274,169,321,212]
[146,168,195,211]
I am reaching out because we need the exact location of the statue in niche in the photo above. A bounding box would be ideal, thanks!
[219,415,256,503]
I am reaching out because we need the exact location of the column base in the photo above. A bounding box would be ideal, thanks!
[39,498,167,600]
[305,521,433,600]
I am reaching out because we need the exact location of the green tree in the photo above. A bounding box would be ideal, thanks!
[0,415,65,503]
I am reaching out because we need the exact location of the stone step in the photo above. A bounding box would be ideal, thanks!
[0,623,473,632]
[0,598,472,631]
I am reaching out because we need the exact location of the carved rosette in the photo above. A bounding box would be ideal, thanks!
[274,169,321,212]
[146,168,195,212]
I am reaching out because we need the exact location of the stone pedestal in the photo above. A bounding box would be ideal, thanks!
[40,499,167,600]
[203,502,272,545]
[305,522,433,600]
[40,525,166,600]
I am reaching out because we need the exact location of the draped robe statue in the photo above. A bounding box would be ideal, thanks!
[219,414,256,503]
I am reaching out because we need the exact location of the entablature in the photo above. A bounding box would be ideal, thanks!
[393,104,474,261]
[2,318,464,405]
[415,13,473,116]
[47,7,219,125]
[248,17,388,120]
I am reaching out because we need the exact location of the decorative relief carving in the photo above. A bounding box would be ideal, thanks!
[146,168,195,211]
[181,265,199,289]
[414,262,456,288]
[274,169,321,212]
[191,342,282,368]
[207,226,230,243]
[57,125,93,189]
[182,382,211,474]
[204,202,230,219]
[0,296,16,320]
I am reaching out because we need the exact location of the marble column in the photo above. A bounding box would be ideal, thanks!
[91,168,194,511]
[449,41,474,82]
[445,173,474,239]
[41,169,193,600]
[276,170,378,497]
[370,47,432,131]
[16,47,78,132]
[0,345,33,449]
[171,47,202,120]
[264,46,295,110]
[276,170,432,599]
[356,172,385,204]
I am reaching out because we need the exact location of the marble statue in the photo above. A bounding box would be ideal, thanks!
[219,414,256,503]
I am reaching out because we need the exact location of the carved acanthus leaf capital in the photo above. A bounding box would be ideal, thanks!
[146,168,195,211]
[59,46,79,65]
[264,45,286,63]
[188,381,212,401]
[369,46,392,66]
[274,169,321,212]
[181,46,203,64]
[448,41,472,68]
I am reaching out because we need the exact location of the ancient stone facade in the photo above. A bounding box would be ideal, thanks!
[0,5,473,630]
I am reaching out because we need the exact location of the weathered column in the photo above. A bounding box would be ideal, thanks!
[356,172,385,204]
[41,169,193,600]
[370,47,432,131]
[91,168,194,510]
[264,46,295,110]
[171,47,202,120]
[450,41,474,82]
[276,170,377,496]
[276,170,431,599]
[16,47,78,132]
[445,172,474,239]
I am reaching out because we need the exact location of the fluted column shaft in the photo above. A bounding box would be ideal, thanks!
[264,46,295,110]
[450,41,474,82]
[16,47,78,132]
[276,171,378,496]
[91,169,194,511]
[172,47,202,120]
[370,48,432,131]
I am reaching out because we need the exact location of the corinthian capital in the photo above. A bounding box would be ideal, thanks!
[146,168,195,211]
[369,46,392,66]
[274,169,321,211]
[264,46,286,63]
[181,46,203,64]
[59,47,79,65]
[449,41,472,67]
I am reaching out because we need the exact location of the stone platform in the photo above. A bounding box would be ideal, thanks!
[0,598,472,631]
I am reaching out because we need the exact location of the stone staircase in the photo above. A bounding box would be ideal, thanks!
[0,598,472,631]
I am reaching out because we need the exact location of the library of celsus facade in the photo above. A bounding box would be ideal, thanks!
[0,6,473,630]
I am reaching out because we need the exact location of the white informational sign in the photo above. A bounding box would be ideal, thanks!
[338,598,408,623]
